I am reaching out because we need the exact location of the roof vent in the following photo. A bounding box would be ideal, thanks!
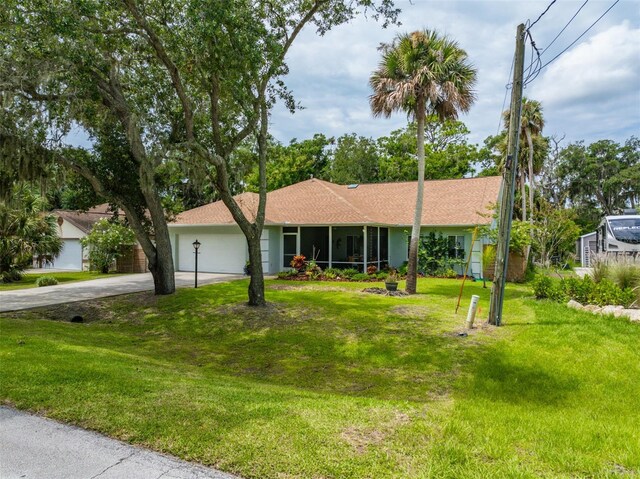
[347,184,359,189]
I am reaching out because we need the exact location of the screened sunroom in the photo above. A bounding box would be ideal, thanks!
[282,226,389,272]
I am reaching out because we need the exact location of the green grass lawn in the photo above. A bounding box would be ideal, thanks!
[1,278,638,478]
[0,271,121,291]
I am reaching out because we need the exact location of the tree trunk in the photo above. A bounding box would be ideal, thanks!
[148,240,175,295]
[406,97,426,294]
[147,209,176,295]
[138,161,176,296]
[246,232,266,306]
[120,201,176,296]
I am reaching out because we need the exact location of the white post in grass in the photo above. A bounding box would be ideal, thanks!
[466,295,480,329]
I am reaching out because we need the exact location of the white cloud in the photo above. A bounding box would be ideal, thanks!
[531,21,640,142]
[271,1,640,146]
[533,22,640,106]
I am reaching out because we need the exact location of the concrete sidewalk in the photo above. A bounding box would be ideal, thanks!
[0,272,243,312]
[0,406,238,479]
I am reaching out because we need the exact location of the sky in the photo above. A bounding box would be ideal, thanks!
[269,0,640,147]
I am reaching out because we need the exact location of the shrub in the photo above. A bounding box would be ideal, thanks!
[323,268,342,277]
[339,268,359,280]
[323,271,337,280]
[532,274,635,308]
[532,275,564,301]
[367,265,377,275]
[417,232,464,276]
[35,276,58,287]
[2,269,22,284]
[590,279,634,308]
[290,255,306,271]
[351,273,370,282]
[562,276,593,305]
[398,262,408,275]
[532,275,552,299]
[276,270,299,279]
[375,272,388,281]
[442,268,458,279]
[306,259,322,277]
[305,269,321,280]
[81,218,136,273]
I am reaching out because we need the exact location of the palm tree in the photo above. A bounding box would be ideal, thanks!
[0,185,62,282]
[369,30,476,293]
[503,98,545,224]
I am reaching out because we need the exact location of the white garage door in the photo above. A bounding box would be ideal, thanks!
[54,239,83,270]
[178,233,247,273]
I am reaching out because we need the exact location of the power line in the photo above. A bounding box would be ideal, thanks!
[496,53,515,136]
[523,30,542,86]
[540,0,589,55]
[528,0,557,30]
[538,0,620,72]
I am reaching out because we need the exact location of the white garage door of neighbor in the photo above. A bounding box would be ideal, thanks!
[54,239,83,270]
[178,234,247,273]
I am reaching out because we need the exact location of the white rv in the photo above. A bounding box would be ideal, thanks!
[596,211,640,255]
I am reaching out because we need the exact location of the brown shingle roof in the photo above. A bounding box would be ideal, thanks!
[173,176,501,227]
[53,203,121,234]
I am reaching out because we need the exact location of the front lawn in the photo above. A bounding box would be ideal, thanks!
[1,279,638,478]
[0,271,121,291]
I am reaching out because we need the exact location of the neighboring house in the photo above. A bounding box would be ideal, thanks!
[41,204,148,273]
[577,231,597,267]
[169,176,502,278]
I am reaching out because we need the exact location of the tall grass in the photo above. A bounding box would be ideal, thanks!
[609,255,640,289]
[590,254,640,307]
[590,253,611,284]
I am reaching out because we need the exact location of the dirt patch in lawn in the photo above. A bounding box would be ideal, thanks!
[389,305,432,318]
[341,410,412,454]
[215,301,321,328]
[3,292,158,324]
[361,287,410,297]
[268,283,350,293]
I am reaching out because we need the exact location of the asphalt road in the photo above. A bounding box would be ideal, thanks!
[0,272,243,312]
[0,407,238,479]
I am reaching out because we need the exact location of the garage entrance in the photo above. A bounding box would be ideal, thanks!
[177,233,248,274]
[53,239,83,270]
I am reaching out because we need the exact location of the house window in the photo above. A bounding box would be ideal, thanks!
[448,235,465,259]
[283,227,298,267]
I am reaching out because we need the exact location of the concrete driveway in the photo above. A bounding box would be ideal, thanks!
[0,406,238,479]
[0,272,243,312]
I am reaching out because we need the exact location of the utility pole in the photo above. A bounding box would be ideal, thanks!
[488,23,526,326]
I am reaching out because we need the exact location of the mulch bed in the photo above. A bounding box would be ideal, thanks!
[361,287,409,297]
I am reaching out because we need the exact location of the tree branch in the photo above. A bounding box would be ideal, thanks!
[121,0,194,141]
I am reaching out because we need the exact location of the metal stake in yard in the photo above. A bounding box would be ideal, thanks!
[193,239,201,288]
[488,23,525,326]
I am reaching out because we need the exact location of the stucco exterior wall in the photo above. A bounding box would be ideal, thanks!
[57,219,85,240]
[266,226,280,276]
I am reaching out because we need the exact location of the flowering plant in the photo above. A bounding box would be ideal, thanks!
[290,255,307,271]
